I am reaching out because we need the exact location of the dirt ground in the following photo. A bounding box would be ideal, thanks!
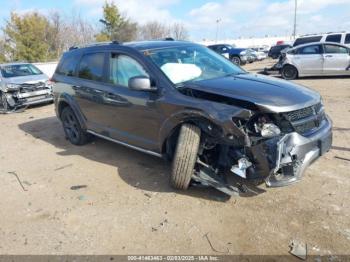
[0,59,349,256]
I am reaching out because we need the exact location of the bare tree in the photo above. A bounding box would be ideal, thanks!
[171,22,189,40]
[138,21,170,40]
[138,21,189,41]
[47,11,96,58]
[0,36,6,62]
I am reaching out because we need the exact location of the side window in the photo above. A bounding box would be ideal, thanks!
[221,46,228,52]
[78,53,105,81]
[56,53,80,76]
[109,54,149,87]
[324,45,349,54]
[298,45,321,55]
[345,34,350,44]
[326,34,341,43]
[294,36,322,46]
[211,46,218,51]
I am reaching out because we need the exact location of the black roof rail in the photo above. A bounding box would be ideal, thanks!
[152,37,175,41]
[68,41,120,51]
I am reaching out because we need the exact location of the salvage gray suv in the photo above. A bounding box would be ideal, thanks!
[0,63,53,112]
[52,40,332,195]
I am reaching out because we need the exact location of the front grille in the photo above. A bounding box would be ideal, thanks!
[20,82,47,92]
[285,105,316,122]
[294,120,317,134]
[284,103,324,134]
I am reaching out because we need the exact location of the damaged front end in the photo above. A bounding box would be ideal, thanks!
[190,97,332,195]
[263,52,287,75]
[0,81,53,112]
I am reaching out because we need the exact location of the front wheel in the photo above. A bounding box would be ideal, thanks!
[171,124,201,190]
[281,65,298,80]
[0,92,9,111]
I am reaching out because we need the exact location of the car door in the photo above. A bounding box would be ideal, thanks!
[293,44,323,75]
[323,44,350,75]
[73,52,111,129]
[89,52,163,151]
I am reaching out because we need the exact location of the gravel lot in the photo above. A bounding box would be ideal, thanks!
[0,59,349,256]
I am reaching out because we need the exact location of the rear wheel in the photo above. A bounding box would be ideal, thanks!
[231,56,241,65]
[281,65,298,80]
[61,106,90,145]
[171,124,201,190]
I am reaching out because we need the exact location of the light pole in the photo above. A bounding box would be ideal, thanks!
[215,18,221,43]
[293,0,297,39]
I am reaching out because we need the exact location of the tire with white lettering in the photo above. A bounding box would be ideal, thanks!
[171,124,201,190]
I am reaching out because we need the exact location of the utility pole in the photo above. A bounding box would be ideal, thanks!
[293,0,297,39]
[215,18,221,43]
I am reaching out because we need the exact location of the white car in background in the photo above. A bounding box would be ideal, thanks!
[293,32,350,47]
[278,42,350,80]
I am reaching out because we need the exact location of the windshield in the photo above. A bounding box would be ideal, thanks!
[0,64,43,78]
[144,45,246,85]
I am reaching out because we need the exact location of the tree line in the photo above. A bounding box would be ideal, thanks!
[0,2,189,63]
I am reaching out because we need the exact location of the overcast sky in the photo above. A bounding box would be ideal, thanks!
[1,0,349,41]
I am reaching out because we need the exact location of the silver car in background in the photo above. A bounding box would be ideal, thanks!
[278,42,350,80]
[0,63,53,112]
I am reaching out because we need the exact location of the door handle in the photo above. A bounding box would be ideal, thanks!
[325,55,333,58]
[72,85,81,90]
[104,93,130,106]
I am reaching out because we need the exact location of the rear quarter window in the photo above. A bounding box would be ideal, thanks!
[56,53,81,77]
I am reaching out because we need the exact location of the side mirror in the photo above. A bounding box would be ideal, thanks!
[128,76,156,91]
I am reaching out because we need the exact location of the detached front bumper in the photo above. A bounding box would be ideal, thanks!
[265,116,332,187]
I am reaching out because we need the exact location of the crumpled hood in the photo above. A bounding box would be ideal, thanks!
[186,73,320,112]
[2,74,48,85]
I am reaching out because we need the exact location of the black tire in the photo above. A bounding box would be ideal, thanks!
[171,124,201,190]
[0,92,9,111]
[231,56,241,65]
[61,106,89,145]
[281,65,298,80]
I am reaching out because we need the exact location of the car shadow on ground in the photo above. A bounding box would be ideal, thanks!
[19,116,265,202]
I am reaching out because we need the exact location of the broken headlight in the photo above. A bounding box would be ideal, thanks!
[260,123,281,138]
[5,83,20,90]
[250,114,281,138]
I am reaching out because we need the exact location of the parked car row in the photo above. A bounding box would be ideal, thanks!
[207,44,267,66]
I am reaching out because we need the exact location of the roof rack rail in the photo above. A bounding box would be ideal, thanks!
[299,31,348,37]
[68,41,120,51]
[153,37,175,41]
